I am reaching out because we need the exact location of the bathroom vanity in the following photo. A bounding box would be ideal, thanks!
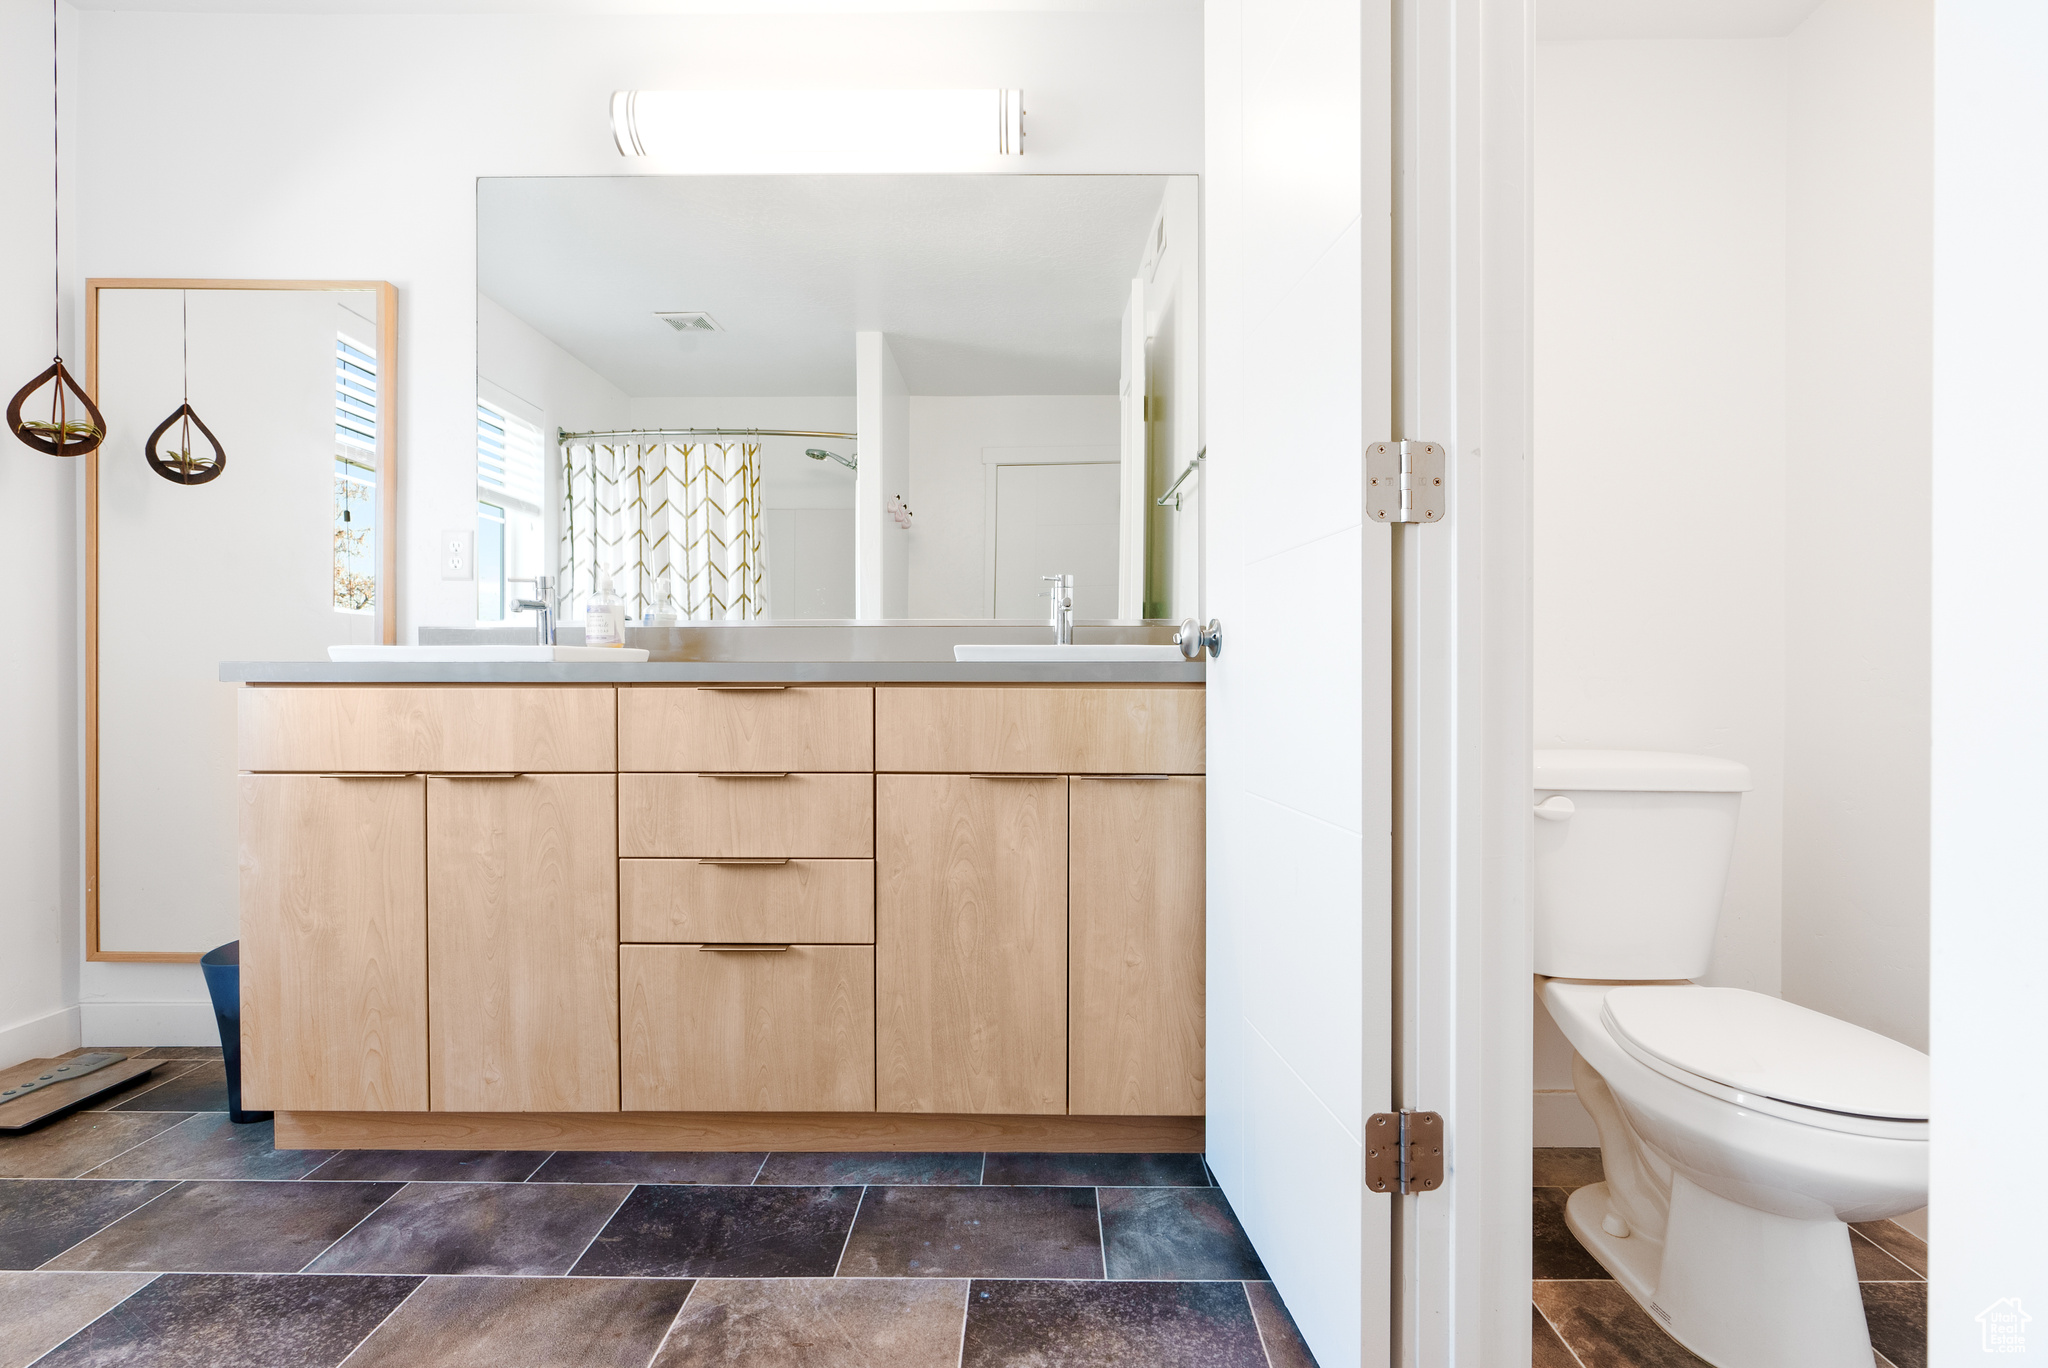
[227,662,1206,1152]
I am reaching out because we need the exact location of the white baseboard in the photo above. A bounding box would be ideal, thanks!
[81,1001,219,1048]
[1534,1089,1600,1146]
[0,1005,84,1070]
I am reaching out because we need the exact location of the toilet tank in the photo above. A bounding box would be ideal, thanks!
[1534,750,1752,980]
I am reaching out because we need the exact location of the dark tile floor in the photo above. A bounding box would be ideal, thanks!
[1532,1147,1928,1368]
[0,1047,1321,1367]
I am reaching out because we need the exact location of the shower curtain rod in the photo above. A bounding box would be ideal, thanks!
[557,426,856,443]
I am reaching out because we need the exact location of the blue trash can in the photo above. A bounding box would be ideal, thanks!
[200,941,271,1124]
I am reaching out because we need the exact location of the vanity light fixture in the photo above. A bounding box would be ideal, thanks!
[611,89,1024,159]
[8,0,105,458]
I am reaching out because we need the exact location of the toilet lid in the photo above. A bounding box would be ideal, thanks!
[1601,986,1929,1120]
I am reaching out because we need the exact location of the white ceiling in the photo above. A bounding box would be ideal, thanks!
[66,0,1191,13]
[1535,0,1825,40]
[477,175,1173,397]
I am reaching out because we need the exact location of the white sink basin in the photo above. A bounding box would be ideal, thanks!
[952,644,1186,663]
[328,645,652,663]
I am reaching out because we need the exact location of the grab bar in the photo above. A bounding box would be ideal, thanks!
[1156,449,1206,509]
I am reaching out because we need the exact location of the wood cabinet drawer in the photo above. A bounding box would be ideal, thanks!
[621,859,874,944]
[619,773,874,858]
[621,944,875,1112]
[875,687,1205,774]
[238,687,616,773]
[620,686,873,772]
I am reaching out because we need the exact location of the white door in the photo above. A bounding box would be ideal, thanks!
[992,463,1121,620]
[1204,0,1395,1364]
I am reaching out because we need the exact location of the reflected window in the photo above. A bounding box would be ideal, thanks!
[333,330,377,613]
[475,396,545,624]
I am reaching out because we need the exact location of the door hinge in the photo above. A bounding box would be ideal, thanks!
[1366,441,1446,524]
[1366,1111,1445,1194]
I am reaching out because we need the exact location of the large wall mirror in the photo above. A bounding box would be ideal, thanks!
[473,175,1199,628]
[86,279,396,960]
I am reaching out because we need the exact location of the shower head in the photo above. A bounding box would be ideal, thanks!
[805,448,858,472]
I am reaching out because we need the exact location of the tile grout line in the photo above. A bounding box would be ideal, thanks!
[331,1275,430,1368]
[830,1185,869,1277]
[639,1278,699,1368]
[1094,1187,1108,1280]
[522,1150,560,1182]
[1243,1280,1279,1368]
[954,1277,970,1368]
[1849,1228,1922,1281]
[19,1272,166,1368]
[1531,1296,1593,1368]
[30,1179,192,1271]
[293,1180,414,1272]
[978,1152,987,1186]
[749,1152,770,1185]
[561,1182,640,1276]
[70,1111,204,1178]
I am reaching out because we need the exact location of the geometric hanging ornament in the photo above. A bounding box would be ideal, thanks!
[145,402,226,485]
[7,356,106,457]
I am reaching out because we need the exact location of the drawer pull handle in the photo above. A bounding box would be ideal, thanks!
[699,685,788,692]
[436,772,525,780]
[968,773,1054,780]
[698,943,793,952]
[697,858,792,866]
[700,772,791,779]
[1076,774,1172,781]
[318,772,417,780]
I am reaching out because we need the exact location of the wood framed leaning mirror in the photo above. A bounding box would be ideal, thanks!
[85,279,398,961]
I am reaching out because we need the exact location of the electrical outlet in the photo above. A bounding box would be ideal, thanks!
[441,529,474,581]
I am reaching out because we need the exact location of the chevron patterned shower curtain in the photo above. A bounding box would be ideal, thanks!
[560,440,766,620]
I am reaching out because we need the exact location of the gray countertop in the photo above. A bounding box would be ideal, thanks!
[220,661,1206,685]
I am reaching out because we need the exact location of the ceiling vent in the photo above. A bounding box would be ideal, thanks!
[655,311,723,333]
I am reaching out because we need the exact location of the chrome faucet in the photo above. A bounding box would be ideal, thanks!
[510,575,557,646]
[1042,573,1074,644]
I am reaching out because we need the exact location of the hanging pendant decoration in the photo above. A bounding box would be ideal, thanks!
[10,0,103,459]
[145,292,225,485]
[7,358,105,456]
[145,403,226,485]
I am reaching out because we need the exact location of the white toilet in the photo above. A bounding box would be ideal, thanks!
[1535,749,1928,1368]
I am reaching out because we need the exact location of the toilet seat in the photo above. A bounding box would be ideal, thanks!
[1600,985,1928,1139]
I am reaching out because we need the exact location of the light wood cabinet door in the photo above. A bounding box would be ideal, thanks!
[239,774,428,1111]
[620,686,874,772]
[1068,777,1205,1116]
[876,774,1067,1115]
[620,945,875,1111]
[427,774,619,1112]
[621,859,874,944]
[619,773,874,859]
[875,687,1205,774]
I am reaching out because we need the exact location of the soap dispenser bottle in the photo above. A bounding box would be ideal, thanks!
[585,572,625,648]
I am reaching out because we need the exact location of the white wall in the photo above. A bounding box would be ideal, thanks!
[0,0,83,1067]
[60,4,1198,1032]
[1532,37,1791,1138]
[1782,0,1932,1053]
[906,394,1118,618]
[1532,11,1934,1147]
[1930,0,2048,1347]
